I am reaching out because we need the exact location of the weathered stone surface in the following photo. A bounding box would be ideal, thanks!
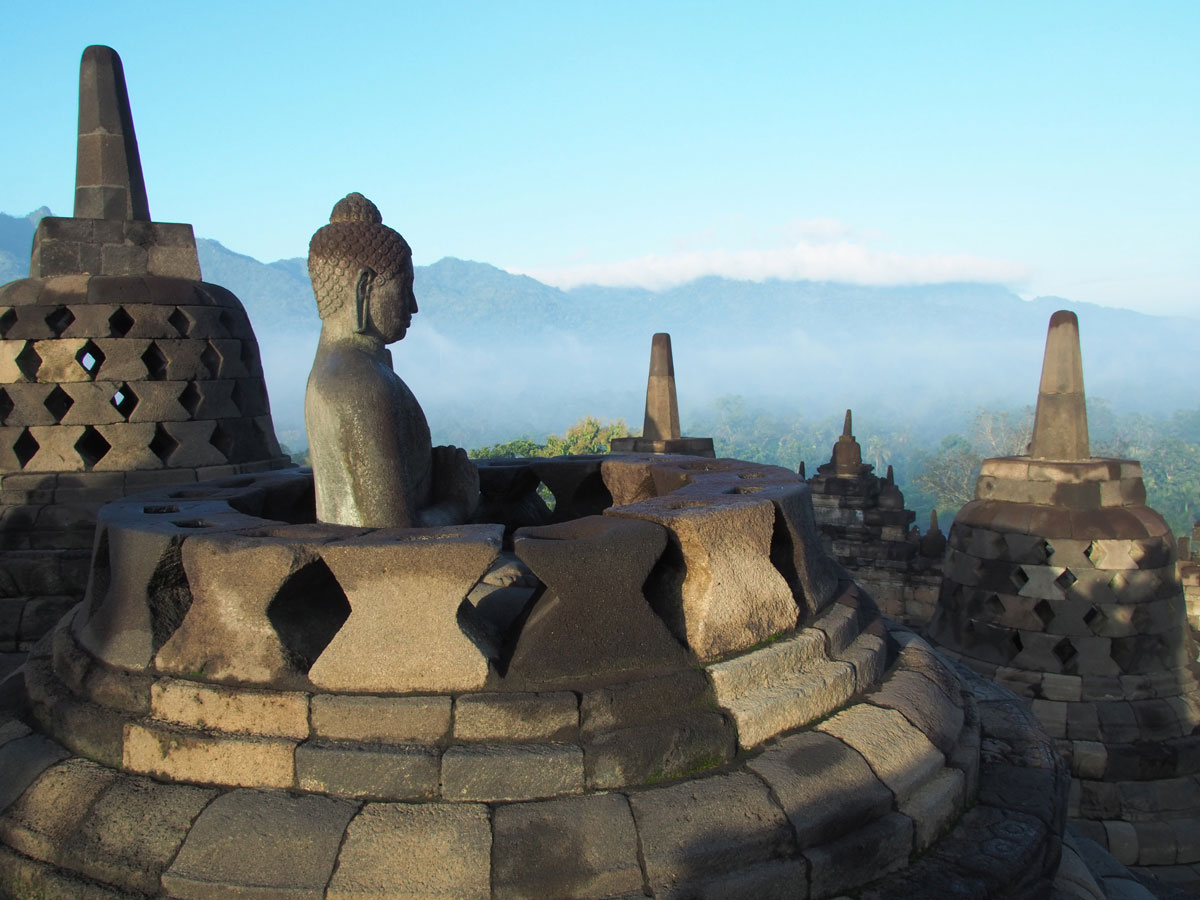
[311,693,451,744]
[868,668,965,759]
[454,691,579,742]
[0,733,69,814]
[817,703,944,803]
[804,812,914,898]
[61,773,216,893]
[0,757,117,863]
[441,743,584,801]
[308,526,501,693]
[151,677,309,738]
[1029,311,1089,461]
[155,532,340,685]
[163,789,358,899]
[747,730,893,846]
[900,766,967,851]
[327,802,491,899]
[295,741,439,800]
[509,516,687,685]
[608,493,798,660]
[760,481,842,617]
[629,771,796,894]
[123,721,295,788]
[492,792,644,899]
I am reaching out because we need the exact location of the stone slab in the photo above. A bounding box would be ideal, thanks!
[310,693,451,744]
[492,792,644,899]
[453,691,579,742]
[440,743,584,801]
[162,789,358,900]
[817,703,944,803]
[326,802,492,899]
[295,741,439,800]
[123,721,295,789]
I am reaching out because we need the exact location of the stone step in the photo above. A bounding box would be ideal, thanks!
[706,628,826,701]
[719,656,857,749]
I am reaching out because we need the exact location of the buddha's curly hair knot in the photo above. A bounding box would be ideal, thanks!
[308,193,411,318]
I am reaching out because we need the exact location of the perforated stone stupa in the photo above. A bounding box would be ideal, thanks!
[806,411,944,628]
[0,46,289,654]
[609,333,714,458]
[928,310,1200,891]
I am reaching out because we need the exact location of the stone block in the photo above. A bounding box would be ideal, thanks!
[150,677,309,738]
[441,743,584,801]
[1071,740,1108,779]
[326,802,491,900]
[162,789,358,900]
[123,721,296,788]
[311,694,451,744]
[509,516,687,687]
[746,730,893,847]
[296,740,440,800]
[583,713,734,789]
[629,771,796,894]
[868,668,965,758]
[720,658,856,749]
[61,774,217,894]
[0,733,69,814]
[899,766,966,851]
[0,758,118,863]
[804,811,914,897]
[492,792,644,899]
[817,704,944,803]
[1104,820,1139,866]
[608,493,798,660]
[80,657,153,714]
[309,526,502,693]
[454,691,579,742]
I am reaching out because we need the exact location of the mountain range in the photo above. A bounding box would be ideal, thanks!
[2,208,1197,449]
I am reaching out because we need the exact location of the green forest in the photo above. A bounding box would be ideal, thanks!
[466,399,1200,539]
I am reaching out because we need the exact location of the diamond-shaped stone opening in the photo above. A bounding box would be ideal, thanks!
[178,381,202,418]
[1010,632,1024,655]
[13,427,39,467]
[1085,540,1106,567]
[267,559,350,674]
[141,342,168,381]
[1083,605,1106,630]
[44,305,76,337]
[1040,540,1053,561]
[209,421,235,461]
[240,339,260,372]
[1108,572,1128,594]
[0,308,16,338]
[75,340,105,379]
[168,307,192,338]
[75,425,111,469]
[985,593,1005,616]
[110,383,138,420]
[108,307,135,338]
[1010,566,1030,592]
[1033,599,1055,628]
[230,381,246,415]
[15,342,42,380]
[218,309,236,333]
[200,341,221,379]
[1056,568,1077,591]
[149,424,179,464]
[0,388,12,425]
[44,385,75,423]
[1052,637,1078,667]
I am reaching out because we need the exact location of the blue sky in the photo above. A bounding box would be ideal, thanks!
[3,1,1197,314]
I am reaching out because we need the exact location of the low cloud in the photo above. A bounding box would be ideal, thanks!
[510,239,1028,291]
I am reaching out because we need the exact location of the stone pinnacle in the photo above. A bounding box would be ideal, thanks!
[74,45,150,221]
[1029,310,1089,461]
[842,409,852,437]
[641,333,681,441]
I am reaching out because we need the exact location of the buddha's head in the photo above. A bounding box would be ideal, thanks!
[309,193,417,343]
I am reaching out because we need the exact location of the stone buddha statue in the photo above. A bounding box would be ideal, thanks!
[305,193,479,527]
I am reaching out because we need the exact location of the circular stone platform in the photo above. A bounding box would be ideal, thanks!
[0,458,1069,898]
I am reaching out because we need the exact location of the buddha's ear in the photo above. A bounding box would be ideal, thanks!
[353,267,376,334]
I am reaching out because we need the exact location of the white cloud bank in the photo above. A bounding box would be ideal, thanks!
[510,239,1029,292]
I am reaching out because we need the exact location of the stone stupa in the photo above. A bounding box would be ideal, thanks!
[806,412,944,628]
[928,310,1200,891]
[0,46,289,656]
[609,332,714,458]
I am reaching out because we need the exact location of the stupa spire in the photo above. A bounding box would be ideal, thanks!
[641,332,681,441]
[74,45,150,221]
[1029,310,1089,460]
